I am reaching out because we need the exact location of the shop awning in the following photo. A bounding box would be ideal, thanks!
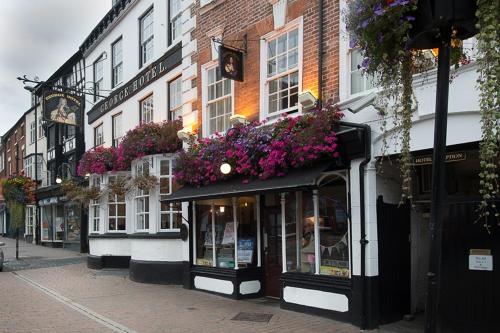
[162,162,336,203]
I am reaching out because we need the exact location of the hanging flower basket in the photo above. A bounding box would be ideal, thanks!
[174,104,343,186]
[77,146,127,176]
[2,175,37,205]
[61,180,102,206]
[132,174,159,191]
[119,120,183,165]
[107,175,133,196]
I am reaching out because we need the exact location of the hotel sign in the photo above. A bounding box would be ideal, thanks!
[43,91,82,126]
[87,43,182,124]
[412,151,466,166]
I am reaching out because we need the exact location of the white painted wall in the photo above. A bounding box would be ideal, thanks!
[83,0,183,150]
[194,276,234,295]
[283,287,349,312]
[130,238,183,261]
[89,238,131,256]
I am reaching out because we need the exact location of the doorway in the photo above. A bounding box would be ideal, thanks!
[377,196,411,324]
[262,194,282,298]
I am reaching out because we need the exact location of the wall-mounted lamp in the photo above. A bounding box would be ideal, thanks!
[177,126,194,142]
[220,162,232,175]
[298,92,317,111]
[219,206,225,213]
[230,114,248,126]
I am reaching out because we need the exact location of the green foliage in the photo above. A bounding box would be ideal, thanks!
[476,0,500,230]
[8,201,25,231]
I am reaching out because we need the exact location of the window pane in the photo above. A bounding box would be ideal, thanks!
[301,191,316,273]
[117,203,126,217]
[117,218,126,230]
[288,50,298,69]
[277,34,287,54]
[160,160,170,176]
[215,198,234,268]
[161,213,170,229]
[160,178,170,195]
[288,29,298,49]
[351,71,363,95]
[267,59,276,78]
[195,203,213,266]
[319,181,349,278]
[268,39,276,59]
[277,54,287,74]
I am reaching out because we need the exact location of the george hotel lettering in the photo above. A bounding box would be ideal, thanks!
[87,43,181,124]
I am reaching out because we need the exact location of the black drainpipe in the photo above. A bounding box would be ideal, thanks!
[318,0,324,106]
[340,121,371,329]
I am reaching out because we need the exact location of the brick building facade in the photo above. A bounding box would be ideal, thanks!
[183,0,340,135]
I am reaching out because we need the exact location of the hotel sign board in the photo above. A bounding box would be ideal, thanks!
[412,151,466,166]
[87,43,182,124]
[43,91,82,126]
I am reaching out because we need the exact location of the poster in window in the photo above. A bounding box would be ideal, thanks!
[221,222,235,244]
[237,237,255,264]
[219,45,244,82]
[43,90,82,126]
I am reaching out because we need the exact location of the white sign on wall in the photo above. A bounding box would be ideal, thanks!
[469,249,493,271]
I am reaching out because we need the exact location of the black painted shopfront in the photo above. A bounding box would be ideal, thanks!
[163,124,371,326]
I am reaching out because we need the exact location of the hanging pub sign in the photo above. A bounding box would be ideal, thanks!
[219,45,244,82]
[43,90,82,126]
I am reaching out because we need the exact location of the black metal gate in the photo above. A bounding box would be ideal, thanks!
[377,196,411,324]
[440,199,500,332]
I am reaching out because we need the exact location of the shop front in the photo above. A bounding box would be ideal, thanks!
[38,194,85,251]
[163,120,371,326]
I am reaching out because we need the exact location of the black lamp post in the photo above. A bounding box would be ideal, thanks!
[407,1,477,332]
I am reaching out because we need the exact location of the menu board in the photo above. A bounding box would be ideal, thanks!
[237,237,255,264]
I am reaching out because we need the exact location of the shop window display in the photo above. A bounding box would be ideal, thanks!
[195,196,258,268]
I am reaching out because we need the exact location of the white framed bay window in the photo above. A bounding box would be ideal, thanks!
[260,17,303,121]
[89,176,101,233]
[202,63,233,136]
[107,175,126,232]
[158,156,182,231]
[134,160,151,231]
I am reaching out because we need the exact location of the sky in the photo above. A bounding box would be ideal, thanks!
[0,0,111,135]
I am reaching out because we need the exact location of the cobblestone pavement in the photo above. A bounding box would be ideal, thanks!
[1,262,362,333]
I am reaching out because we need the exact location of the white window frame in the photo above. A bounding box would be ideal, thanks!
[134,160,151,232]
[348,48,376,97]
[24,156,33,179]
[93,56,104,102]
[169,0,182,45]
[38,116,44,139]
[107,175,127,232]
[168,76,182,120]
[140,7,154,67]
[260,17,303,122]
[158,156,181,231]
[94,123,104,147]
[112,112,123,147]
[201,62,234,137]
[30,121,36,144]
[25,205,36,236]
[140,94,154,124]
[112,37,123,88]
[89,176,101,233]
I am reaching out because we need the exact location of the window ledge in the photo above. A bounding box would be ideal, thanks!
[129,232,181,239]
[199,0,226,15]
[89,233,128,239]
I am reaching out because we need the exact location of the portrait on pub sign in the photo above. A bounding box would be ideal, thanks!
[219,45,244,82]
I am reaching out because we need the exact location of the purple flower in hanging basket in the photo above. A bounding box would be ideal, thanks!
[405,15,415,21]
[361,57,371,69]
[374,3,385,16]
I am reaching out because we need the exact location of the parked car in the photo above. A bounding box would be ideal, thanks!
[0,242,4,271]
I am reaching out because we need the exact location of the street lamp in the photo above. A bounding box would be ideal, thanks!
[55,163,74,184]
[220,163,232,175]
